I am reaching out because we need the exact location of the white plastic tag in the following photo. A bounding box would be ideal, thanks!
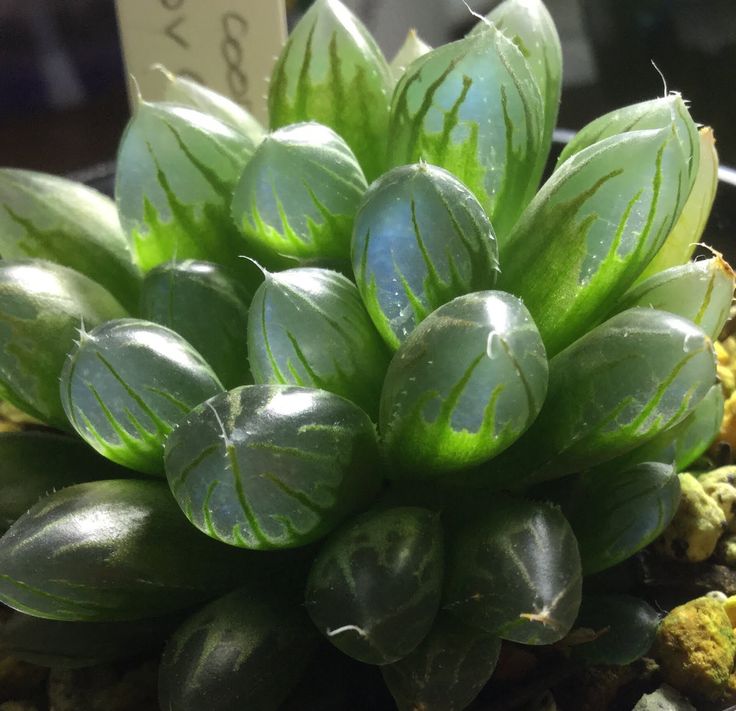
[114,0,287,123]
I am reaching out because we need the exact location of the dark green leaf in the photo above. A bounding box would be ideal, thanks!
[158,586,318,711]
[552,461,680,574]
[381,612,500,711]
[0,479,255,621]
[444,495,582,645]
[0,431,129,532]
[305,506,443,664]
[0,606,179,668]
[571,594,660,666]
[141,260,252,389]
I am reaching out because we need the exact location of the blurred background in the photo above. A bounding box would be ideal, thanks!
[0,0,734,176]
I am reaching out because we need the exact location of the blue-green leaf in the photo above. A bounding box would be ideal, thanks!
[268,0,391,181]
[305,506,443,664]
[0,170,141,312]
[498,128,692,356]
[380,291,548,477]
[548,461,680,574]
[472,0,562,180]
[115,102,256,272]
[388,24,543,238]
[247,267,388,416]
[164,385,381,550]
[61,318,224,475]
[352,163,499,350]
[557,95,699,190]
[231,122,367,261]
[0,260,127,429]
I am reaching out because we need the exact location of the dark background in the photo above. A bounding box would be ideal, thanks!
[0,0,734,174]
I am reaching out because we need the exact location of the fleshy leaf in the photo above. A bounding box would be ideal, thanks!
[61,319,224,475]
[0,170,141,312]
[472,0,562,179]
[115,102,256,271]
[305,506,444,664]
[352,163,499,349]
[571,594,660,666]
[268,0,391,181]
[389,30,431,86]
[0,431,129,532]
[380,291,548,477]
[159,586,318,711]
[613,255,735,340]
[164,385,381,550]
[381,612,500,711]
[388,24,543,238]
[556,95,700,190]
[247,267,388,416]
[231,122,367,261]
[444,494,582,645]
[498,128,692,356]
[0,260,127,429]
[158,65,265,144]
[600,383,724,474]
[0,479,256,621]
[485,308,717,488]
[141,260,252,389]
[0,608,179,669]
[549,461,680,574]
[638,126,720,279]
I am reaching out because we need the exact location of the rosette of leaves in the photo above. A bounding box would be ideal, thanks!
[0,0,730,708]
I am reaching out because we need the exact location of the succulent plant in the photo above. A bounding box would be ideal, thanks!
[0,0,730,708]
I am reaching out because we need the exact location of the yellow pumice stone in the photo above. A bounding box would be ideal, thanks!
[654,473,727,562]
